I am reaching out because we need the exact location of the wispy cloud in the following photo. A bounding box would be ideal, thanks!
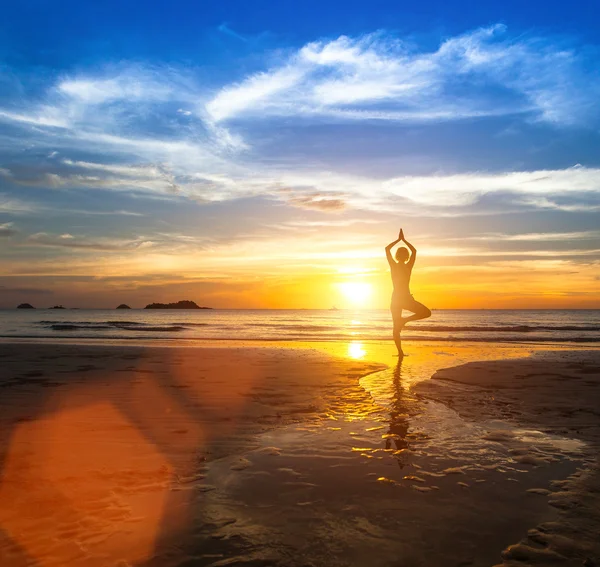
[0,24,597,217]
[206,25,599,126]
[217,23,248,43]
[23,230,213,253]
[381,165,600,206]
[0,195,38,214]
[459,231,600,242]
[25,232,155,251]
[0,222,17,236]
[4,153,599,214]
[57,71,174,105]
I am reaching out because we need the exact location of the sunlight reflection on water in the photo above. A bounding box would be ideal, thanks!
[348,341,366,359]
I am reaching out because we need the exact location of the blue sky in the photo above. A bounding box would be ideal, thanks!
[1,0,599,308]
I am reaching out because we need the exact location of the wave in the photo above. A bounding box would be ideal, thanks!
[106,320,150,326]
[415,325,600,333]
[40,320,210,327]
[119,326,187,332]
[49,324,187,332]
[41,320,149,326]
[50,324,113,331]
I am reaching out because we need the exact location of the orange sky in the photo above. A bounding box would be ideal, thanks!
[2,226,598,309]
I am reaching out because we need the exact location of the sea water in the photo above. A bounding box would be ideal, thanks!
[0,309,598,343]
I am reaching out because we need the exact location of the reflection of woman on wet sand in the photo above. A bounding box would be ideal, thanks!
[385,229,431,356]
[385,360,410,468]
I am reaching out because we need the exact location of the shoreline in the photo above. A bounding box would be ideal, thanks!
[0,341,598,566]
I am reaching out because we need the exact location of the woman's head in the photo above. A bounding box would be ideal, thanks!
[395,247,409,263]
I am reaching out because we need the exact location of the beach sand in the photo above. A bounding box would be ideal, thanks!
[0,341,598,567]
[416,350,600,567]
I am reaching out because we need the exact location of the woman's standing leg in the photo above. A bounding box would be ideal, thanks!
[392,309,404,356]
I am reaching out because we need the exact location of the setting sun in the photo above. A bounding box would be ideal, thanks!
[338,282,373,307]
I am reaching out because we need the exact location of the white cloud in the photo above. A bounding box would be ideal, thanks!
[206,65,307,122]
[206,25,597,126]
[62,159,171,179]
[461,231,600,242]
[0,195,37,214]
[0,107,69,128]
[0,25,598,220]
[10,155,600,214]
[381,165,600,206]
[57,69,174,105]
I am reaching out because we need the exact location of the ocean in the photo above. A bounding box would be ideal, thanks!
[0,309,599,343]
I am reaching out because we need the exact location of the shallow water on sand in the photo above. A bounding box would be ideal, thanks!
[173,344,593,567]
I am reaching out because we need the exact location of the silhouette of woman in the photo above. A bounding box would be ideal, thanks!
[385,229,431,356]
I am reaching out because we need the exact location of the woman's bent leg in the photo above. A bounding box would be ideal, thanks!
[401,298,431,324]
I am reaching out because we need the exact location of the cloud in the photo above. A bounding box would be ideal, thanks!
[57,70,174,105]
[461,230,600,242]
[217,23,247,43]
[61,159,181,192]
[0,108,69,128]
[0,222,17,236]
[277,188,347,211]
[206,25,598,126]
[5,150,600,215]
[381,165,600,206]
[0,194,38,214]
[272,218,381,229]
[26,232,154,251]
[0,61,249,155]
[23,230,212,253]
[0,25,598,222]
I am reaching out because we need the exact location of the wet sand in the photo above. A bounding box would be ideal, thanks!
[0,341,598,567]
[415,350,600,567]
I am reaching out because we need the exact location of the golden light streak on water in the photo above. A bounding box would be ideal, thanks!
[348,341,366,359]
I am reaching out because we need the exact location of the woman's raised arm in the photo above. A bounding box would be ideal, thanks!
[401,230,417,268]
[385,229,403,265]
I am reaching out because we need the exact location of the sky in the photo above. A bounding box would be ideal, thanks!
[0,0,599,309]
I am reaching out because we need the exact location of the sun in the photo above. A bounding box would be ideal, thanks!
[338,282,372,307]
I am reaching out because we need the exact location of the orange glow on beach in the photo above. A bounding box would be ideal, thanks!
[0,402,171,566]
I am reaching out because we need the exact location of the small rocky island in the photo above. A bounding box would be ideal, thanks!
[17,303,35,309]
[116,304,131,309]
[144,300,212,310]
[50,305,66,309]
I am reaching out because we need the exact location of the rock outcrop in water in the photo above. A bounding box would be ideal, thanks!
[17,303,35,309]
[144,300,211,310]
[50,305,66,309]
[116,304,131,309]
